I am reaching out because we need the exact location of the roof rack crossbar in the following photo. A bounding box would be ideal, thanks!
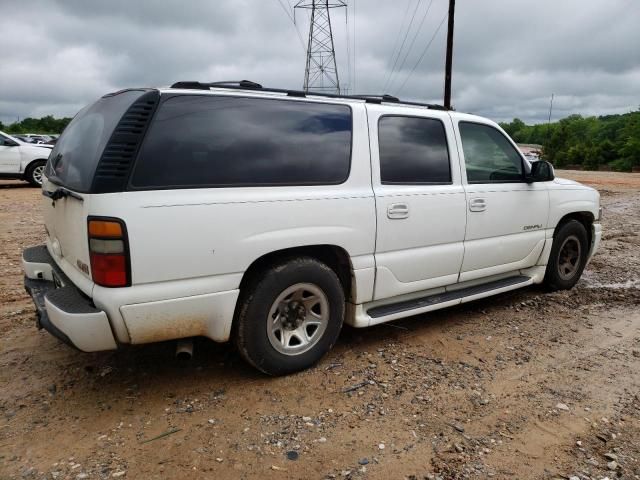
[169,81,447,110]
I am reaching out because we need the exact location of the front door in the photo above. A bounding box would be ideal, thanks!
[0,134,21,173]
[368,105,467,300]
[454,120,549,282]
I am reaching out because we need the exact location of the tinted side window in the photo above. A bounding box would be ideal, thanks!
[459,122,523,183]
[378,116,451,184]
[46,90,147,192]
[131,96,352,188]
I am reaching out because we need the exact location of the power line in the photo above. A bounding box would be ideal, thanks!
[383,0,422,93]
[275,0,294,22]
[273,0,307,53]
[380,0,412,92]
[395,11,447,95]
[387,0,435,92]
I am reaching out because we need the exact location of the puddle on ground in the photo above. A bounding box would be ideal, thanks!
[582,278,640,289]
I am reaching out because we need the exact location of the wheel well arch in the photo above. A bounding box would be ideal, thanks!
[238,245,355,302]
[23,158,48,175]
[554,211,594,246]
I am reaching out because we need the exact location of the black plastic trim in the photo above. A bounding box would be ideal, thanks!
[23,245,72,286]
[47,286,102,315]
[0,173,26,181]
[171,80,263,90]
[91,90,161,193]
[367,275,531,318]
[24,276,78,350]
[23,244,54,264]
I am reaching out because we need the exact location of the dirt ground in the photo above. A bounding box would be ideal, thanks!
[1,170,639,480]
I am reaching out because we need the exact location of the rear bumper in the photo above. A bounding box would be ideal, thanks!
[23,244,240,348]
[23,245,117,352]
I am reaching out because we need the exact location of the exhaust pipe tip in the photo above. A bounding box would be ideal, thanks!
[175,339,193,361]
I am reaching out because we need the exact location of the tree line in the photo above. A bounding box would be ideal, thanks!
[0,115,72,135]
[500,109,640,171]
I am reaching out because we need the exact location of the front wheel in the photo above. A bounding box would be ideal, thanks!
[544,220,589,291]
[235,257,345,376]
[25,160,46,187]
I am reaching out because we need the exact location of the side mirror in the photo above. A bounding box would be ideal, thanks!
[526,160,554,183]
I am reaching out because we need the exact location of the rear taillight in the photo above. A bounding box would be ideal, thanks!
[88,218,130,287]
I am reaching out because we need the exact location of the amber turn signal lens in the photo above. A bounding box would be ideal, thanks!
[88,220,123,238]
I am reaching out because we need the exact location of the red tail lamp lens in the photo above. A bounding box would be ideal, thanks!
[88,219,129,287]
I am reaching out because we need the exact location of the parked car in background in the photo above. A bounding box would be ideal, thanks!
[24,134,54,144]
[12,134,38,144]
[0,130,52,185]
[518,143,542,163]
[22,82,601,375]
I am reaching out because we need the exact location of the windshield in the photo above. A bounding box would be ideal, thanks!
[46,90,146,192]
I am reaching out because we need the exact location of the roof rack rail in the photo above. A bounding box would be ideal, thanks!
[170,80,263,90]
[349,94,400,104]
[169,81,447,110]
[209,80,263,89]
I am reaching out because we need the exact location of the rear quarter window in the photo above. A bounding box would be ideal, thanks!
[46,90,148,192]
[130,95,352,188]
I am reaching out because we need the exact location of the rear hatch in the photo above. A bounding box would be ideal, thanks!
[42,89,155,294]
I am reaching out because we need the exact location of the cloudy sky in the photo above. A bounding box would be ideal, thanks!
[1,0,638,125]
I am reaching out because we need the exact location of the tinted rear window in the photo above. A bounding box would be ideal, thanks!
[46,90,147,192]
[378,116,451,184]
[130,95,352,188]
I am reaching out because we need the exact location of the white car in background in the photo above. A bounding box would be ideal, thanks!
[0,130,52,186]
[24,133,54,144]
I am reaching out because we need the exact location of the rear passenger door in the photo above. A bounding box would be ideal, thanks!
[454,119,549,282]
[367,106,467,300]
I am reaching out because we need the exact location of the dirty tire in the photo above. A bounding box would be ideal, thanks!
[25,160,46,187]
[235,257,345,376]
[544,219,589,291]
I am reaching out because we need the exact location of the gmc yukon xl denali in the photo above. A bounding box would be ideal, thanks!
[22,81,602,375]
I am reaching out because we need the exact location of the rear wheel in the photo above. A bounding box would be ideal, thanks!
[235,257,345,376]
[544,220,589,291]
[25,160,46,186]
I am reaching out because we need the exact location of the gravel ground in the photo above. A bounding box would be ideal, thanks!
[1,170,639,480]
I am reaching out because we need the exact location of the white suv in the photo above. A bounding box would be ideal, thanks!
[22,81,601,375]
[0,131,52,185]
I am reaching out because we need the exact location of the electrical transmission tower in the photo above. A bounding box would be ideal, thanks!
[295,1,346,94]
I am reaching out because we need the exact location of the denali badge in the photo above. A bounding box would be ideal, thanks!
[523,224,542,231]
[77,259,90,275]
